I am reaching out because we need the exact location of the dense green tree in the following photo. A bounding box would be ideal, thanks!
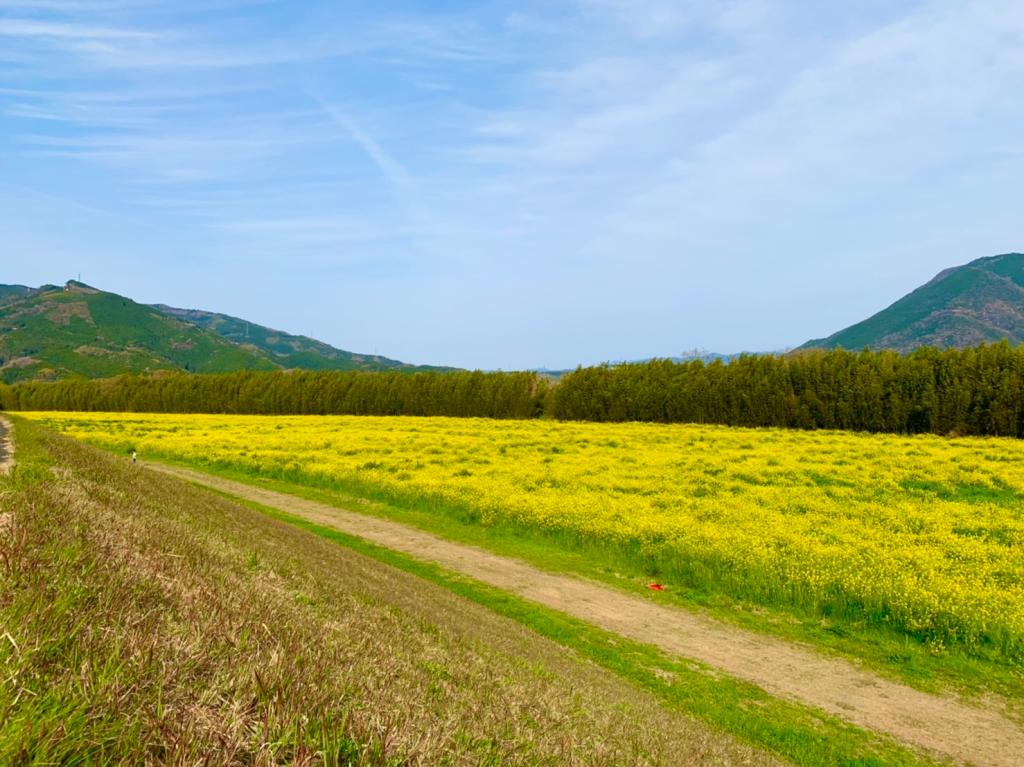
[550,343,1024,437]
[6,343,1024,437]
[2,370,552,420]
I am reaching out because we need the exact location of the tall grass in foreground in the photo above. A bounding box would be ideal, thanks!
[0,420,772,766]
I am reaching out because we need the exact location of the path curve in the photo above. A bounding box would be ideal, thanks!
[151,462,1024,767]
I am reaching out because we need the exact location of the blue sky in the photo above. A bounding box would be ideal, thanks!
[1,1,1022,369]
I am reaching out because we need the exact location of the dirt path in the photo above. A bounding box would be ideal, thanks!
[151,462,1024,767]
[0,416,13,474]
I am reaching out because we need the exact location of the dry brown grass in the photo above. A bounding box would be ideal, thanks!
[0,422,777,766]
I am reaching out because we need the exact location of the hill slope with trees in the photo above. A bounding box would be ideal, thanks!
[0,281,445,383]
[803,253,1024,352]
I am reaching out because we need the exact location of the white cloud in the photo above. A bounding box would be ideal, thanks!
[0,18,159,40]
[573,0,694,38]
[217,215,409,246]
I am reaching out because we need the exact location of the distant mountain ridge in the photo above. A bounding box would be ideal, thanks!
[0,284,39,306]
[0,280,448,383]
[802,253,1024,352]
[8,254,1021,386]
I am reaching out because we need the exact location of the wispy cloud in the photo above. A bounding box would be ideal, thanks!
[217,215,410,246]
[306,91,443,249]
[0,10,494,72]
[309,94,415,197]
[573,0,694,37]
[0,18,160,40]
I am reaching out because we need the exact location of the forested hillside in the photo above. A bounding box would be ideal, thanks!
[0,281,447,383]
[804,253,1024,352]
[5,343,1024,437]
[0,282,277,383]
[0,284,36,306]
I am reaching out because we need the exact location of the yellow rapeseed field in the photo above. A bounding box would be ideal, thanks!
[24,412,1024,658]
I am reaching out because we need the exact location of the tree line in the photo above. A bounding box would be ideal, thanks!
[0,369,550,420]
[550,343,1024,436]
[3,343,1024,437]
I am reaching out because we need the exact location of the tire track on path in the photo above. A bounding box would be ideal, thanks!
[151,461,1024,767]
[0,416,14,474]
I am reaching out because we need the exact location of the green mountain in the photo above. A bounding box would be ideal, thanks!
[0,281,278,383]
[802,253,1024,352]
[0,281,441,383]
[151,305,436,372]
[0,284,37,307]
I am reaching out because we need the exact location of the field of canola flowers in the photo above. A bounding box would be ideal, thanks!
[24,411,1024,660]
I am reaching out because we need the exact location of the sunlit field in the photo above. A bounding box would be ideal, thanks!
[25,412,1024,661]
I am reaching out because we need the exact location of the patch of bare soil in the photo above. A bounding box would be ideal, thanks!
[151,463,1024,767]
[46,300,94,326]
[0,357,38,371]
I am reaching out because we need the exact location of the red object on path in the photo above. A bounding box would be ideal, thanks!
[647,583,665,591]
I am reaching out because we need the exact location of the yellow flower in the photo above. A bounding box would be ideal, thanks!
[25,411,1024,658]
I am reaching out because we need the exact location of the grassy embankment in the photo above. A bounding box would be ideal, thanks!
[0,418,947,766]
